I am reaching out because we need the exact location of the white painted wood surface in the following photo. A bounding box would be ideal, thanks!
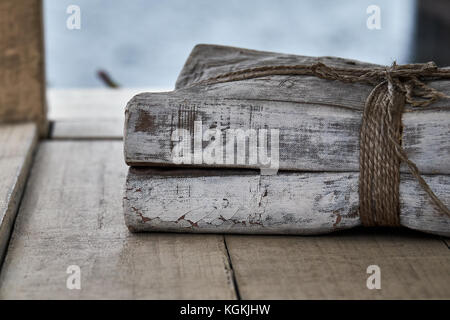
[0,123,37,263]
[175,44,379,89]
[124,45,450,174]
[0,141,236,299]
[124,168,449,236]
[124,45,450,236]
[124,90,450,174]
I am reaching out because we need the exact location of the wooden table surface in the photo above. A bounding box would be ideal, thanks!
[0,89,448,299]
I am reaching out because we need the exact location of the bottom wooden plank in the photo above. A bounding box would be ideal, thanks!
[0,123,37,263]
[124,168,450,236]
[225,230,450,299]
[0,141,236,299]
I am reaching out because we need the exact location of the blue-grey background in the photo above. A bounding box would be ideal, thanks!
[44,0,417,88]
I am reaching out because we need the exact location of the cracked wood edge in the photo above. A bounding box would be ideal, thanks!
[225,230,450,299]
[0,0,47,136]
[124,167,449,237]
[0,141,236,299]
[0,123,38,264]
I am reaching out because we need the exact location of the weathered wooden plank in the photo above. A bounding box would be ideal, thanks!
[0,0,47,136]
[176,44,450,106]
[47,88,168,139]
[175,44,379,89]
[124,89,450,174]
[0,123,37,263]
[124,168,449,236]
[0,141,236,299]
[124,45,450,173]
[225,229,450,299]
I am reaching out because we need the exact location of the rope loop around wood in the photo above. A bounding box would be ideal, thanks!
[195,61,450,226]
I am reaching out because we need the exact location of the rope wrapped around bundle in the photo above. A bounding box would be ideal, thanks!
[193,61,450,226]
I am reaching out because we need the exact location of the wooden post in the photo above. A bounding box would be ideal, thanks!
[0,0,47,136]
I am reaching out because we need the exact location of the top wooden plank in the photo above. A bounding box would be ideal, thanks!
[176,44,450,111]
[175,44,379,89]
[0,0,47,136]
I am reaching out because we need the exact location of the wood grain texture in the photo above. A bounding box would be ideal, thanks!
[0,141,236,299]
[51,119,124,140]
[124,45,450,174]
[225,230,450,299]
[48,88,168,139]
[124,168,449,236]
[124,89,450,174]
[0,0,47,136]
[0,123,37,264]
[175,44,379,89]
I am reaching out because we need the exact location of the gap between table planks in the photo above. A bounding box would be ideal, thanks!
[0,141,236,299]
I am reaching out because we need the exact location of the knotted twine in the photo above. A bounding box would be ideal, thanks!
[194,61,450,226]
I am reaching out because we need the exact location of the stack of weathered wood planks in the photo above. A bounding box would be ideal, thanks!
[123,44,449,236]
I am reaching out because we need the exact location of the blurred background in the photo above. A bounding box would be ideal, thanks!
[43,0,450,89]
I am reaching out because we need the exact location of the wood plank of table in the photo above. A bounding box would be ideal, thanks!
[0,141,236,299]
[225,229,450,299]
[47,88,169,139]
[51,119,124,140]
[0,123,38,264]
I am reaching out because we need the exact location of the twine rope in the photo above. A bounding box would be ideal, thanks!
[194,61,450,226]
